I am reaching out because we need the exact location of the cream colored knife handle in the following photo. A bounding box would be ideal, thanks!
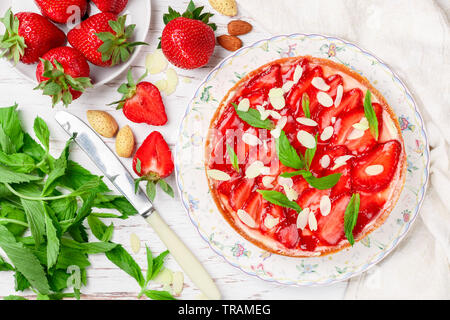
[146,211,221,300]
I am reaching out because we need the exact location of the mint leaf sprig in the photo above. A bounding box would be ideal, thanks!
[363,90,379,141]
[344,193,360,245]
[257,190,302,212]
[232,102,275,130]
[276,130,341,190]
[226,143,240,173]
[302,93,311,118]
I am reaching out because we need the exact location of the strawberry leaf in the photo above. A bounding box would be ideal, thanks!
[0,8,26,65]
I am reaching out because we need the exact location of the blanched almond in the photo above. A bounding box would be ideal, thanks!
[311,77,330,91]
[320,195,331,216]
[297,130,316,149]
[365,164,384,176]
[115,125,135,158]
[242,132,262,146]
[308,211,318,231]
[320,126,334,141]
[334,85,343,107]
[297,208,310,230]
[317,91,333,107]
[296,117,318,126]
[87,110,118,138]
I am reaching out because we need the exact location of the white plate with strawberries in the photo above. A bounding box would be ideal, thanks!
[175,34,430,286]
[0,0,150,87]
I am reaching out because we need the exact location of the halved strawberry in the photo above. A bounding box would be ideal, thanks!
[331,104,382,153]
[230,178,254,210]
[242,64,282,95]
[111,70,168,125]
[285,66,322,115]
[133,131,174,179]
[276,224,299,249]
[133,131,174,200]
[352,140,401,192]
[317,194,351,245]
[298,188,330,213]
[318,88,363,129]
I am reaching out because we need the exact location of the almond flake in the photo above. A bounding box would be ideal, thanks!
[296,117,318,126]
[259,166,271,175]
[264,215,279,229]
[237,98,250,112]
[320,126,334,141]
[297,130,316,149]
[145,49,168,74]
[207,169,231,181]
[308,211,318,231]
[283,185,298,201]
[311,77,330,91]
[365,164,384,176]
[130,233,141,254]
[347,128,365,140]
[269,88,285,110]
[164,68,179,95]
[352,117,369,131]
[297,208,310,230]
[267,110,282,119]
[153,268,173,285]
[320,155,331,168]
[270,116,287,138]
[245,161,264,178]
[331,117,336,124]
[242,132,262,146]
[270,127,281,138]
[262,176,275,188]
[278,176,293,188]
[334,85,343,107]
[332,155,354,170]
[172,271,184,296]
[317,91,334,107]
[155,79,168,92]
[256,105,269,120]
[320,195,331,216]
[237,209,257,228]
[293,65,303,82]
[282,80,295,93]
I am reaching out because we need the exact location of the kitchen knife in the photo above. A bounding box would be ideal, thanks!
[54,111,221,300]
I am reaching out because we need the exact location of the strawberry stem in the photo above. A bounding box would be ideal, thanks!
[0,8,26,65]
[96,15,148,66]
[110,69,147,109]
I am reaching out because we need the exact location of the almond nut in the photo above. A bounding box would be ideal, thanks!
[228,20,252,36]
[115,125,135,158]
[86,110,118,138]
[217,35,242,51]
[208,0,237,16]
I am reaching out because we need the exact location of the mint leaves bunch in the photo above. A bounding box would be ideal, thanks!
[0,105,173,300]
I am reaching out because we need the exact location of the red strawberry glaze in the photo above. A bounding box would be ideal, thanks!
[205,56,406,257]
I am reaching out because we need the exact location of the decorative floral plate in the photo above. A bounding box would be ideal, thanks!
[175,34,429,286]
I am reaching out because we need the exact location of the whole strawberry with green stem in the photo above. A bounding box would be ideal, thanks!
[0,8,66,64]
[35,46,92,107]
[111,69,168,126]
[160,0,217,69]
[133,131,175,201]
[35,0,88,24]
[92,0,129,15]
[68,12,147,67]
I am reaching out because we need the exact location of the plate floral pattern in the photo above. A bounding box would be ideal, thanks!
[175,34,429,286]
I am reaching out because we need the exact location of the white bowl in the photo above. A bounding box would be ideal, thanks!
[0,0,151,87]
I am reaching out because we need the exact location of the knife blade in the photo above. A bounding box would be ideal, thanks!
[54,111,221,300]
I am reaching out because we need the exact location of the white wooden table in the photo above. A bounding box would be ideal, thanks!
[0,0,347,299]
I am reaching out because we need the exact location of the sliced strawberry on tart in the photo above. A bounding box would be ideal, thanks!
[205,56,406,257]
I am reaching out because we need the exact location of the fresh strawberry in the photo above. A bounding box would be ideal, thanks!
[317,194,350,245]
[318,88,363,129]
[92,0,128,15]
[68,13,147,67]
[112,70,168,125]
[35,0,88,24]
[35,46,92,107]
[0,9,66,64]
[230,178,254,210]
[351,140,402,192]
[242,64,282,95]
[160,1,216,69]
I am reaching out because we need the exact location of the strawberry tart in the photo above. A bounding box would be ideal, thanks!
[205,56,406,257]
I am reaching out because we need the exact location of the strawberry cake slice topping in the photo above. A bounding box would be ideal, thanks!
[206,56,405,256]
